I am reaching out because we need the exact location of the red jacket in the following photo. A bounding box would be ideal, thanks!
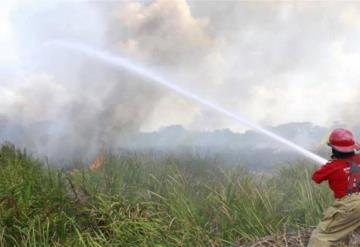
[312,154,360,199]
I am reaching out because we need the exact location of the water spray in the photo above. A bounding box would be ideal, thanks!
[47,41,327,165]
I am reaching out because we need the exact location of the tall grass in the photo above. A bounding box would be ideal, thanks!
[0,143,332,246]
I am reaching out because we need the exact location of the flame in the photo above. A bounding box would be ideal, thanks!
[89,153,105,171]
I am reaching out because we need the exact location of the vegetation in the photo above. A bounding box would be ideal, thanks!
[0,143,332,246]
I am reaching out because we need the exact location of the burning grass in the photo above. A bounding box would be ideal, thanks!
[0,143,333,246]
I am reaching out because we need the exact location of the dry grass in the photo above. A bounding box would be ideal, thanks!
[0,143,335,246]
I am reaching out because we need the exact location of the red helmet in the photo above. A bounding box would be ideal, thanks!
[328,128,360,152]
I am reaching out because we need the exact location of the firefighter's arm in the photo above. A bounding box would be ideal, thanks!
[312,162,333,184]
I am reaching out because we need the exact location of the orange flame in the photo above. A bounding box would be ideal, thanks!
[89,154,105,171]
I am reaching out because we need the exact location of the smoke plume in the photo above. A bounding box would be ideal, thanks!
[0,0,220,161]
[1,0,360,161]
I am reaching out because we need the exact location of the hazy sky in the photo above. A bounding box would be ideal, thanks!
[1,0,360,134]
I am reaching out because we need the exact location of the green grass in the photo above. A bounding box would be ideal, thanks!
[0,143,332,246]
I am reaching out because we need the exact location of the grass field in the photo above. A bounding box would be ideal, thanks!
[0,143,332,246]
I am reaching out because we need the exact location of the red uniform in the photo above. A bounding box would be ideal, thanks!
[312,154,360,199]
[308,129,360,246]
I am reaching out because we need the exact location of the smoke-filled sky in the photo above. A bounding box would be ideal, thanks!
[1,0,360,158]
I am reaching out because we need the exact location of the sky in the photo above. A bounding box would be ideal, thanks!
[1,0,360,158]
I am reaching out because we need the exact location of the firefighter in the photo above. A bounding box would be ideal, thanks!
[308,128,360,247]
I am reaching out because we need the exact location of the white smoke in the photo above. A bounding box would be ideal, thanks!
[0,0,220,160]
[1,0,360,160]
